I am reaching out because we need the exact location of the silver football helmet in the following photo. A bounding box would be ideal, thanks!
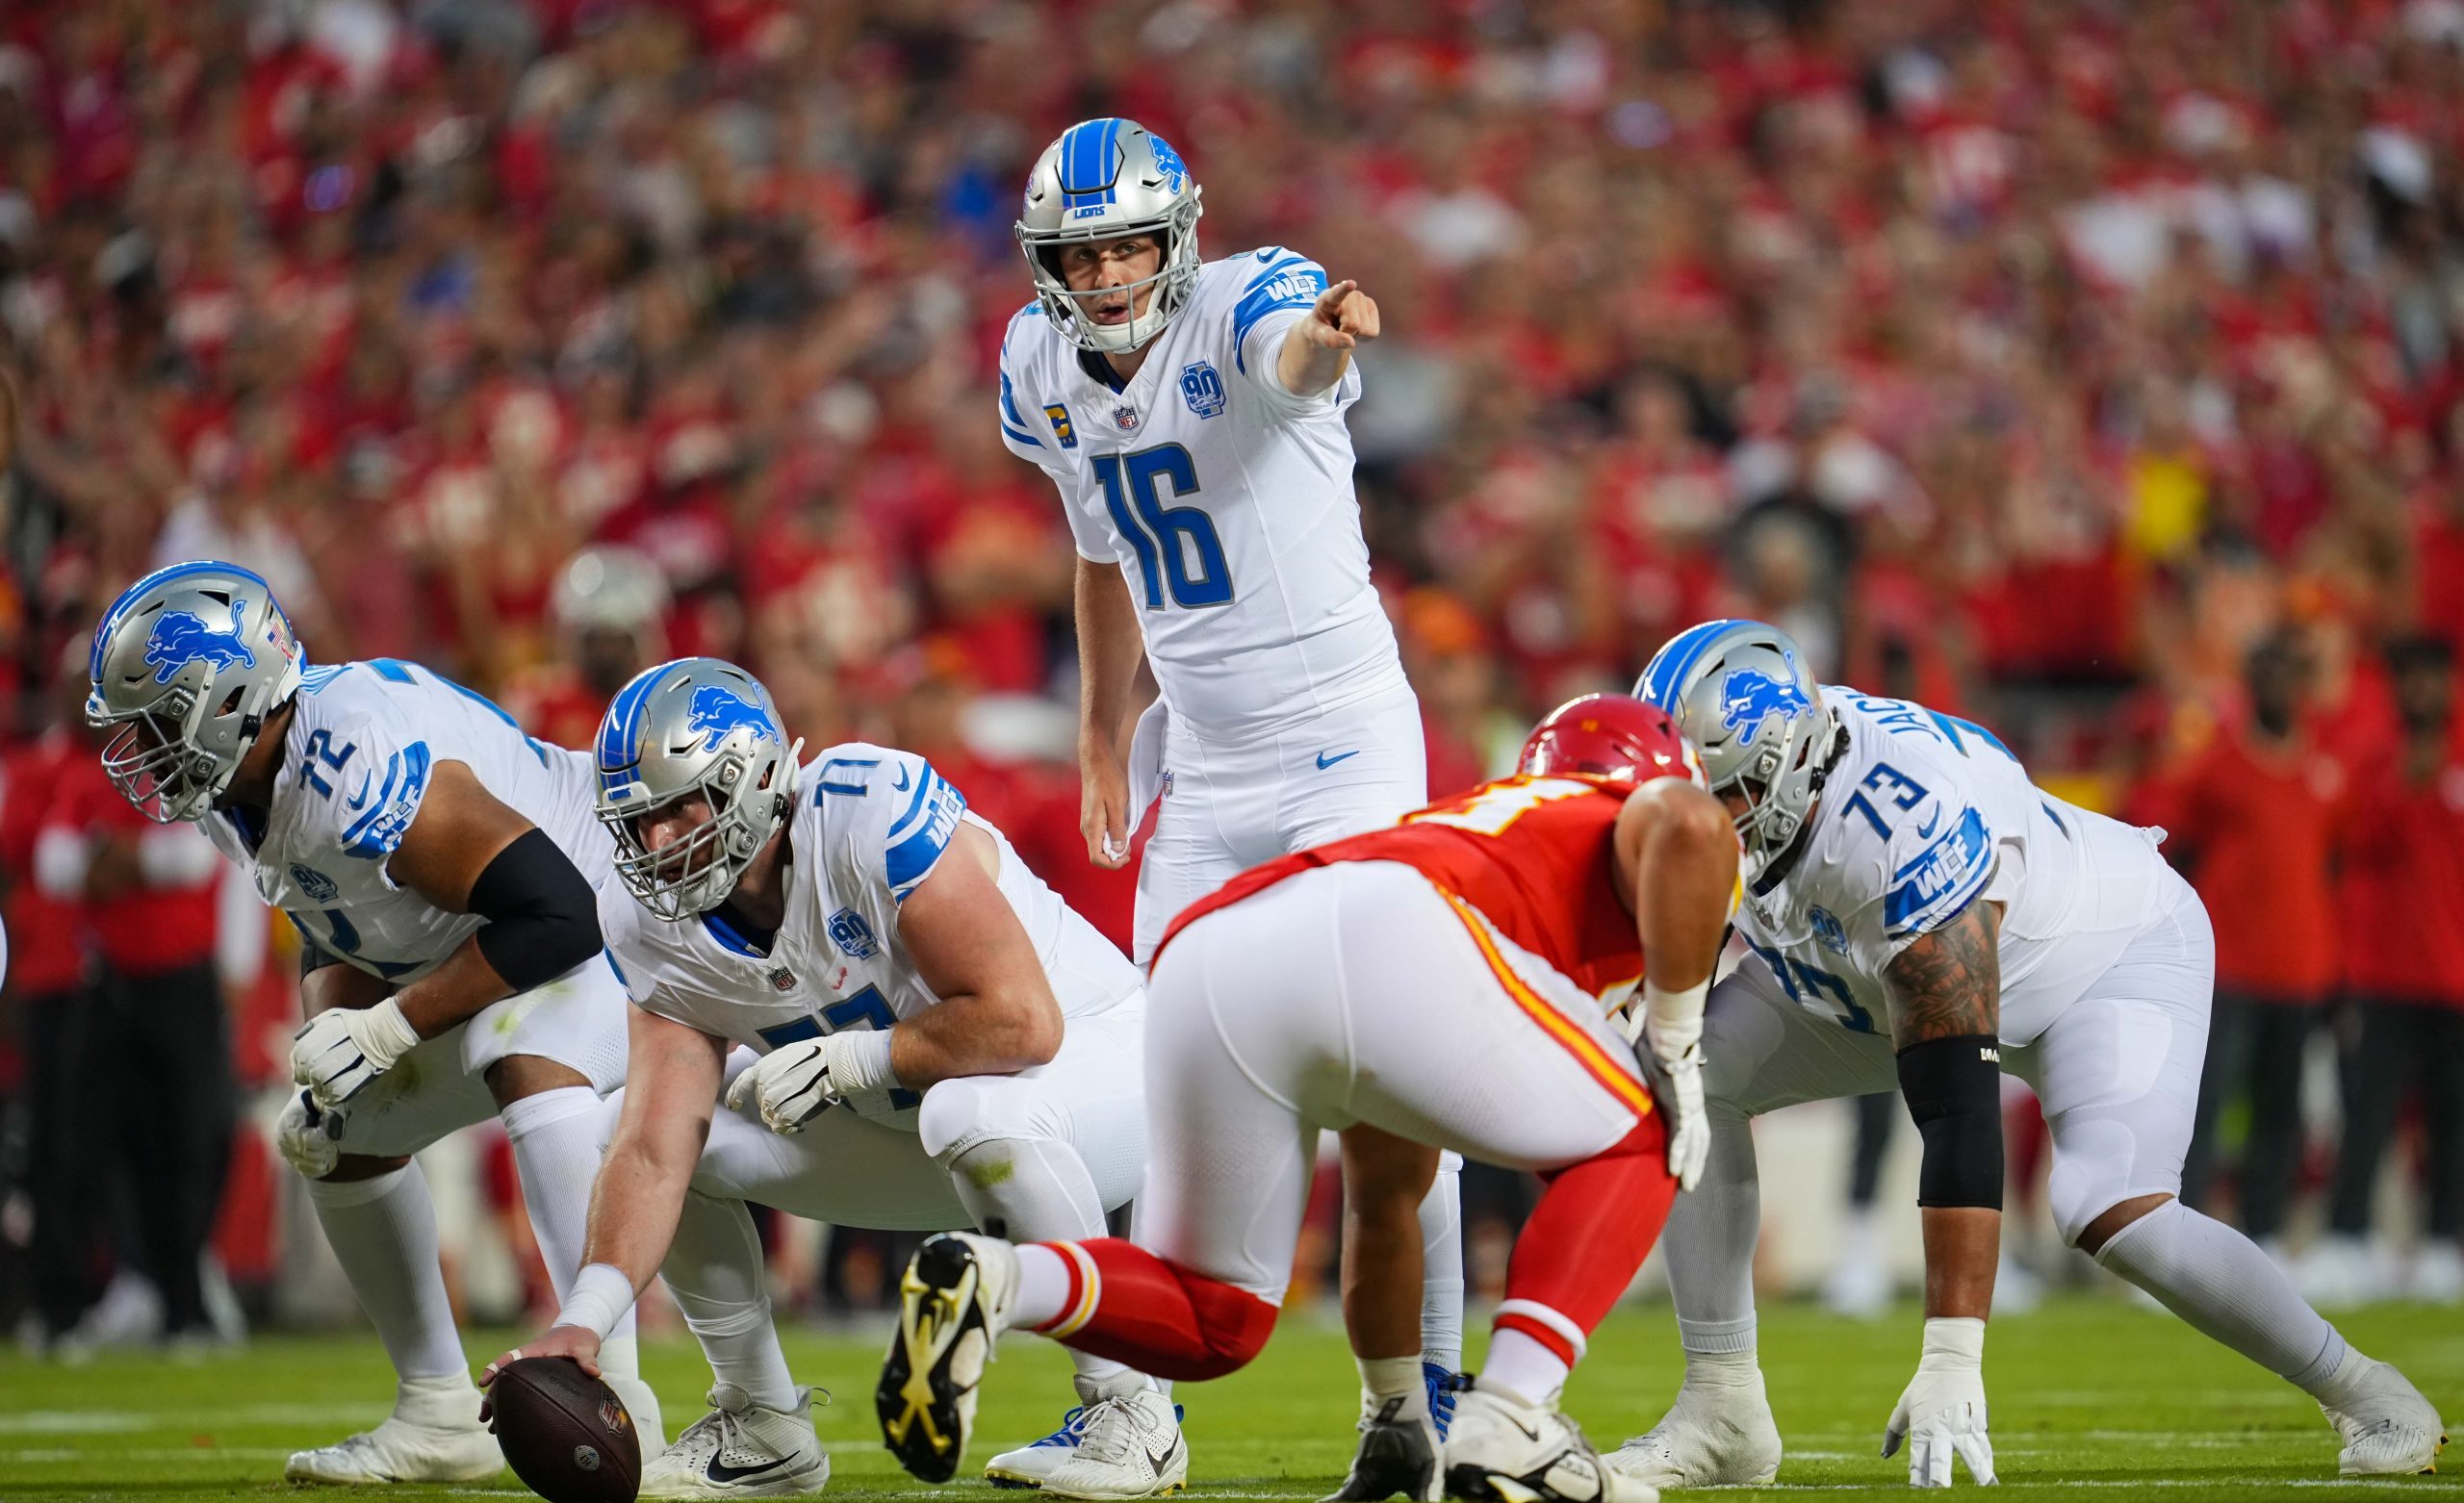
[594,657,804,921]
[1016,116,1203,353]
[1635,620,1841,879]
[87,561,307,823]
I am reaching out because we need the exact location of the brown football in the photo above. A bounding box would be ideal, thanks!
[489,1357,642,1503]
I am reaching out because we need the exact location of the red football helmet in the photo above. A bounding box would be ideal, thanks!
[1517,694,1703,787]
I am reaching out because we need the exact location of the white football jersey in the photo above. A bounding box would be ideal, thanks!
[201,659,611,983]
[1732,689,2172,1045]
[998,247,1409,737]
[603,743,1144,1126]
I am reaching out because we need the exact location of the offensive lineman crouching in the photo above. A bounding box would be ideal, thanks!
[482,659,1181,1500]
[878,697,1738,1503]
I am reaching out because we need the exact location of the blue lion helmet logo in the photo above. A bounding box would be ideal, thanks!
[685,682,772,752]
[1148,133,1188,193]
[1719,667,1810,747]
[142,600,256,685]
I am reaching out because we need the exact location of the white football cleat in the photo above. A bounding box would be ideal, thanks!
[1446,1382,1655,1503]
[878,1232,1018,1483]
[284,1375,500,1484]
[1604,1364,1782,1488]
[638,1384,829,1499]
[985,1405,1094,1489]
[2321,1356,2448,1476]
[1041,1388,1188,1499]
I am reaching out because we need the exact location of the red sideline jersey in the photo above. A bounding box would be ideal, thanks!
[1157,774,1642,1000]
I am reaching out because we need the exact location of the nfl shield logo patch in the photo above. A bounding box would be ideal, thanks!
[767,966,796,993]
[1112,404,1140,432]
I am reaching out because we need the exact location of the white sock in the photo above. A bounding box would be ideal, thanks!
[395,1370,484,1429]
[2092,1199,2348,1390]
[1013,1242,1074,1330]
[306,1164,468,1384]
[1360,1353,1431,1421]
[1419,1155,1466,1373]
[1480,1328,1571,1408]
[660,1190,797,1413]
[1668,1110,1762,1364]
[500,1087,639,1374]
[946,1134,1152,1400]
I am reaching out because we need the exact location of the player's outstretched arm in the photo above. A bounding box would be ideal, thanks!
[1879,900,2004,1487]
[1277,278,1379,398]
[481,1006,726,1399]
[1611,778,1739,1191]
[290,761,602,1110]
[1075,559,1145,868]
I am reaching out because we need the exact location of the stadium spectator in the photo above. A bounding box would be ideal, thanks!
[2316,635,2464,1305]
[2143,628,2346,1249]
[35,739,233,1351]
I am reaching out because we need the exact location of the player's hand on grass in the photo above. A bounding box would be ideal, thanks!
[292,998,422,1108]
[1882,1317,1996,1487]
[1297,279,1379,351]
[1080,743,1132,868]
[477,1326,602,1424]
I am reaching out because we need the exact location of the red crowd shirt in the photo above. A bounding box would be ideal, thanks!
[1159,774,1642,1000]
[47,757,219,978]
[2340,749,2464,1008]
[0,732,93,995]
[2135,729,2344,1002]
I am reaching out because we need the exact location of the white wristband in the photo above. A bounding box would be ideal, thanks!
[1918,1315,1987,1370]
[361,998,424,1072]
[833,1027,901,1100]
[1642,979,1709,1060]
[554,1262,637,1341]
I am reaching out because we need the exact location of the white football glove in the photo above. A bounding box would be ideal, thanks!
[275,1089,346,1179]
[292,999,423,1109]
[725,1030,900,1134]
[1625,980,1711,1192]
[1882,1317,1996,1488]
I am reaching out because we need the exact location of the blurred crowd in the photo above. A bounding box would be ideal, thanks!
[4,0,2464,1341]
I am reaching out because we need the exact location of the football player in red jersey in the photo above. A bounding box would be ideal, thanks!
[878,696,1738,1503]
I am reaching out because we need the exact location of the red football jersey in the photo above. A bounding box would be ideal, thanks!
[1158,774,1642,999]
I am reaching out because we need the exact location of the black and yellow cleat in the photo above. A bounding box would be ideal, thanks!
[878,1232,1017,1483]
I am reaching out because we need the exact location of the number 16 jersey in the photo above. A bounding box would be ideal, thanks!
[996,247,1408,738]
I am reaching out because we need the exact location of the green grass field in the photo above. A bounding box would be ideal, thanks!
[2,1297,2457,1501]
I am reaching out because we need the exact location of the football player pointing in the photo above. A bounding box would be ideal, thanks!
[1619,621,2445,1488]
[1001,116,1467,1469]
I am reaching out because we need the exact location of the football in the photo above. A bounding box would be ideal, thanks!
[488,1357,642,1503]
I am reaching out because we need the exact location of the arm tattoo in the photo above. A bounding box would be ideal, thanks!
[1885,900,2002,1046]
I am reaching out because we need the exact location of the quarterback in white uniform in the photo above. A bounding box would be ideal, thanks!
[998,115,1466,1465]
[84,562,652,1484]
[480,658,1176,1501]
[1615,620,2445,1489]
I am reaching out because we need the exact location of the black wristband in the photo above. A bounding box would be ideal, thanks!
[469,828,603,994]
[1896,1032,2006,1210]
